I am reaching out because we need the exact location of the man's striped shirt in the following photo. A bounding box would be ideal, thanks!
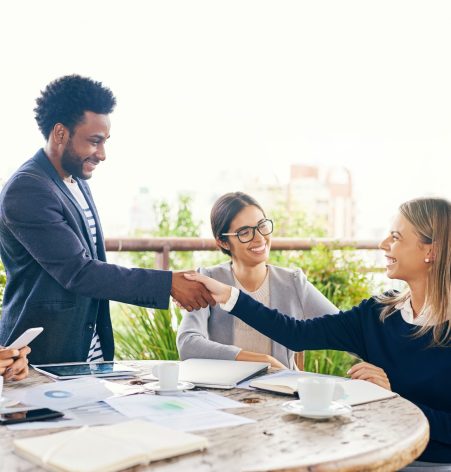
[64,178,104,363]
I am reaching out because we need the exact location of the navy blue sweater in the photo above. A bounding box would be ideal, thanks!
[230,292,451,463]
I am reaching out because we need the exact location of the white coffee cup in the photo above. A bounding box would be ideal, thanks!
[297,377,345,411]
[152,362,179,390]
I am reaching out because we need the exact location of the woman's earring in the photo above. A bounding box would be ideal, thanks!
[424,258,430,263]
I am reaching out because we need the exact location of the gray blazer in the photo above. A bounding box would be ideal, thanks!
[177,262,338,369]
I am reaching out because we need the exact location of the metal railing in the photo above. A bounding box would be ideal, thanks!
[105,237,380,270]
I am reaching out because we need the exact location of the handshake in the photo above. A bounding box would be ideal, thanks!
[170,271,232,311]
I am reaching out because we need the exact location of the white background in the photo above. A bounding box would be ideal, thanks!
[1,0,450,237]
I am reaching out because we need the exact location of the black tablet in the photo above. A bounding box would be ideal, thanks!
[31,361,138,380]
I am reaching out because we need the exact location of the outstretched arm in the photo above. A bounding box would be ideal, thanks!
[184,272,368,358]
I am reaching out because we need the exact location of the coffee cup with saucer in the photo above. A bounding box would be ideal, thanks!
[281,376,352,419]
[144,381,195,395]
[144,362,194,395]
[281,399,352,419]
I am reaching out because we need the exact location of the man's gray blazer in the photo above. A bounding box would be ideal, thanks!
[0,149,172,364]
[177,262,338,369]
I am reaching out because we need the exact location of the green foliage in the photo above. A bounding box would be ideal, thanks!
[269,201,326,238]
[115,194,206,360]
[113,304,182,360]
[130,195,201,271]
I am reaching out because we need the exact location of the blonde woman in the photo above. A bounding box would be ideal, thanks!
[186,197,451,469]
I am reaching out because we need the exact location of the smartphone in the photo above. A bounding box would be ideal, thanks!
[7,327,44,350]
[0,407,63,425]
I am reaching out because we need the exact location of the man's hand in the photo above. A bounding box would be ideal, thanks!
[0,346,30,381]
[183,272,232,304]
[347,361,391,391]
[171,271,216,311]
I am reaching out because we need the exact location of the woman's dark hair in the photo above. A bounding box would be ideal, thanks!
[34,74,117,139]
[210,192,266,256]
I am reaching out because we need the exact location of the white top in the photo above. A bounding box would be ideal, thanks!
[232,270,272,355]
[396,298,427,326]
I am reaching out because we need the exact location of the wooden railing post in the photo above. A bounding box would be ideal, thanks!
[155,245,170,270]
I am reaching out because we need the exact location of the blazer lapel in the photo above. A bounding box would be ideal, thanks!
[32,150,98,257]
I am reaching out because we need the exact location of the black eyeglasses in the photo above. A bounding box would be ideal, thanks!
[222,219,274,243]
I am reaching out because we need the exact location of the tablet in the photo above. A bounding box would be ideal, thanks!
[31,362,138,380]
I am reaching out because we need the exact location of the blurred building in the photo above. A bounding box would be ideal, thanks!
[288,164,355,238]
[244,164,355,239]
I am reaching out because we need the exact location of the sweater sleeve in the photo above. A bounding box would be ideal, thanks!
[415,402,451,445]
[230,290,369,358]
[176,305,241,361]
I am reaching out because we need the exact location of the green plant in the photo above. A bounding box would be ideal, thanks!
[113,303,182,361]
[130,195,201,271]
[114,194,205,360]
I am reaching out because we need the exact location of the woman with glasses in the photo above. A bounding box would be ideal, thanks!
[177,192,338,369]
[185,197,451,469]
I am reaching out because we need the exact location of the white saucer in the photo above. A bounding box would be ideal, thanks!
[143,381,195,394]
[0,396,19,408]
[281,400,352,419]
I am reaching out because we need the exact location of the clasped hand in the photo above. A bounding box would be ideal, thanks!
[171,271,218,311]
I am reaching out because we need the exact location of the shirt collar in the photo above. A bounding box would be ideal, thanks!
[396,298,427,326]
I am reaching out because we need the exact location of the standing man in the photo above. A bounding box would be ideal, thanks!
[0,75,214,364]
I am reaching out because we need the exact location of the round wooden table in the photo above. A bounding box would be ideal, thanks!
[0,361,429,471]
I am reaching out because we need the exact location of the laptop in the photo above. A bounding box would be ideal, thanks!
[179,358,270,389]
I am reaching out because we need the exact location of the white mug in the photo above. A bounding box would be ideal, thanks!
[152,362,179,390]
[297,376,345,411]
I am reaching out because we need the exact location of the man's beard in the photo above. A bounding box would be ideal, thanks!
[61,144,90,180]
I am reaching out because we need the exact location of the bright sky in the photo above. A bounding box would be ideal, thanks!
[1,0,450,238]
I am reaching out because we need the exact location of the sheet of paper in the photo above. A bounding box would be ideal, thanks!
[106,390,245,419]
[7,378,117,410]
[147,409,255,432]
[7,401,127,430]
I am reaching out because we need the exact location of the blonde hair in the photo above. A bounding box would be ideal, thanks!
[377,197,451,346]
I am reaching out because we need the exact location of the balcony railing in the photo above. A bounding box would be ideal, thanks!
[105,237,380,270]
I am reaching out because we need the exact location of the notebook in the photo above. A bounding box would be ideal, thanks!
[179,358,269,389]
[13,419,208,472]
[250,372,397,406]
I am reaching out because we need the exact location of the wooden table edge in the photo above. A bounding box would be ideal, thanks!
[245,402,430,472]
